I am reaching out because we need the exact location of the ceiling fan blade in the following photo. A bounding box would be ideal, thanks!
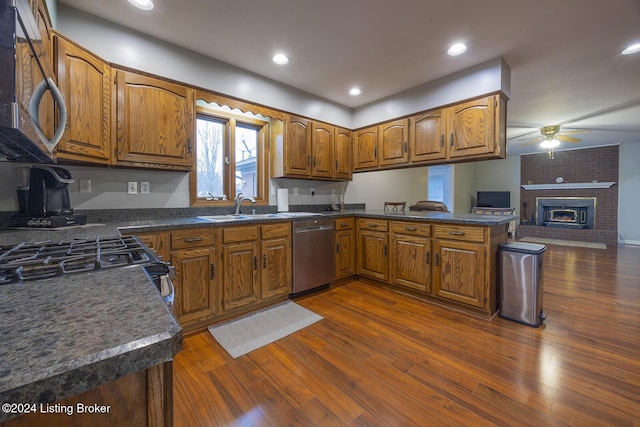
[520,136,544,146]
[557,135,581,143]
[559,129,591,135]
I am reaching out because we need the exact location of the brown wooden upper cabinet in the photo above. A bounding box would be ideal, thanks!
[114,69,194,170]
[271,115,352,181]
[409,94,506,164]
[447,95,504,159]
[353,126,379,170]
[311,121,334,179]
[354,119,409,170]
[409,108,447,163]
[334,126,353,180]
[379,119,409,166]
[54,34,112,164]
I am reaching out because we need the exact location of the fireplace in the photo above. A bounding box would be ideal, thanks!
[536,197,596,229]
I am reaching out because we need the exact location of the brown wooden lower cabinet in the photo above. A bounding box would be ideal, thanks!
[356,219,389,281]
[334,218,355,279]
[390,221,431,293]
[3,362,173,427]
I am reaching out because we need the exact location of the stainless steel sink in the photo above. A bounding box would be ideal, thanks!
[197,213,283,222]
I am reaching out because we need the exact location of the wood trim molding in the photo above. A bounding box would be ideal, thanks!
[521,182,616,190]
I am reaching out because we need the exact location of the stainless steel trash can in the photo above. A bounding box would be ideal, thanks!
[499,242,546,327]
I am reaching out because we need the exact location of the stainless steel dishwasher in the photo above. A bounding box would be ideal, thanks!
[292,217,335,296]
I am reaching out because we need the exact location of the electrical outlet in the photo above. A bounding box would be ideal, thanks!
[293,187,298,196]
[310,187,315,196]
[140,181,150,194]
[128,181,138,194]
[79,179,91,194]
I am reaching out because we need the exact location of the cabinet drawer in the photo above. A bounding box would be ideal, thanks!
[261,222,290,239]
[222,225,259,244]
[357,218,389,231]
[433,225,485,243]
[335,217,355,230]
[391,221,431,237]
[170,228,214,250]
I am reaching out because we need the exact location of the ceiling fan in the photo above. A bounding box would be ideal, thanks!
[519,125,590,148]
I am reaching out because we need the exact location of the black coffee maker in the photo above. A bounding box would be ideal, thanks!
[11,166,87,227]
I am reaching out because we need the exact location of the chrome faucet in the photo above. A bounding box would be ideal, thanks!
[234,192,256,215]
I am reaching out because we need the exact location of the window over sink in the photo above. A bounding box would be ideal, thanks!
[191,104,269,206]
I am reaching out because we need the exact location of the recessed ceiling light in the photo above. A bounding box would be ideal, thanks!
[621,43,640,55]
[128,0,154,11]
[447,43,467,56]
[349,88,361,96]
[272,53,289,65]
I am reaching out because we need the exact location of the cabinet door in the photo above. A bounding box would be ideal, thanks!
[379,119,409,166]
[311,122,334,178]
[334,127,353,180]
[171,247,216,324]
[55,35,111,164]
[391,233,431,292]
[447,95,496,159]
[433,239,485,307]
[114,69,193,169]
[261,236,291,298]
[222,242,259,311]
[354,126,378,170]
[409,110,447,163]
[357,229,389,281]
[284,115,312,176]
[335,229,356,279]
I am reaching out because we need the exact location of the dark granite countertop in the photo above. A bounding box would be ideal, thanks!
[0,246,182,422]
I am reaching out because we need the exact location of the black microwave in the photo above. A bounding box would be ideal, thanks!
[0,0,67,163]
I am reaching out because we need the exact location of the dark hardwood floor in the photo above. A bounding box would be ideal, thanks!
[173,243,640,426]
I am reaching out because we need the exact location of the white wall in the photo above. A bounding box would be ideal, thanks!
[345,167,429,211]
[452,163,478,214]
[618,143,640,244]
[476,156,521,217]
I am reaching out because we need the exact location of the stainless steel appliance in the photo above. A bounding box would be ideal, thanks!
[0,0,67,163]
[499,242,546,327]
[292,217,334,295]
[10,166,87,227]
[0,235,174,310]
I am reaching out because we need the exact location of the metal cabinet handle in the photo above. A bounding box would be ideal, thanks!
[336,242,341,254]
[435,253,439,266]
[450,133,454,148]
[426,251,430,265]
[374,147,377,159]
[313,157,317,167]
[307,155,311,166]
[263,254,267,269]
[405,227,417,231]
[254,256,257,270]
[449,231,466,236]
[368,223,378,227]
[403,141,408,152]
[210,263,215,279]
[384,244,388,256]
[440,135,445,148]
[341,223,349,227]
[183,237,204,243]
[335,159,339,170]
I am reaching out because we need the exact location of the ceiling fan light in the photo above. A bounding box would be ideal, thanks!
[540,138,560,149]
[621,43,640,55]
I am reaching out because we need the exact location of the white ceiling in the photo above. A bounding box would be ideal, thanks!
[57,0,640,156]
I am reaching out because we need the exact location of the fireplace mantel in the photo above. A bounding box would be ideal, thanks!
[521,182,616,190]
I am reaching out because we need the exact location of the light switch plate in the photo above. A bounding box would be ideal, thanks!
[79,179,91,194]
[128,181,138,194]
[140,181,150,194]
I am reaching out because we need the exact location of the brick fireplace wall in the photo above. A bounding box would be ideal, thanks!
[518,146,619,244]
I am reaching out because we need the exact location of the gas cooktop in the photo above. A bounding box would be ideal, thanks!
[0,235,157,285]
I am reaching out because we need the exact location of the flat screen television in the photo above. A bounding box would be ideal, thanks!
[476,191,510,208]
